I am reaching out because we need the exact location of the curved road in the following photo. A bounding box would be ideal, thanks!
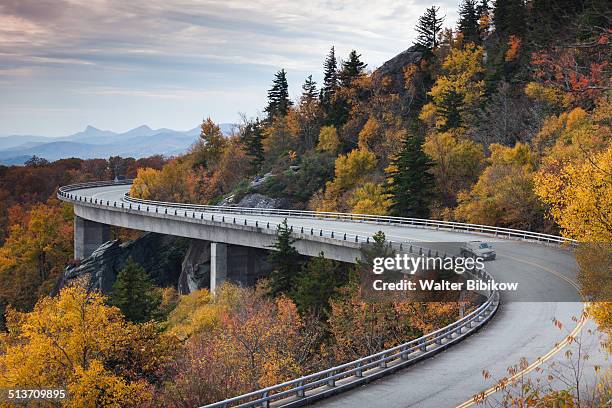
[65,184,603,407]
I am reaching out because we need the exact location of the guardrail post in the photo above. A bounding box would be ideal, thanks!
[420,339,427,352]
[327,371,335,387]
[355,361,363,377]
[296,381,305,398]
[261,391,270,408]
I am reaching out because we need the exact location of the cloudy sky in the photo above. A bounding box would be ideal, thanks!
[0,0,459,136]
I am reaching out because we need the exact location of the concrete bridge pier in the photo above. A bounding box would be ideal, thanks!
[210,242,227,293]
[74,216,110,260]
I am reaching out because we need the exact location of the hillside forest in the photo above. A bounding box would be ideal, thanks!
[0,1,610,407]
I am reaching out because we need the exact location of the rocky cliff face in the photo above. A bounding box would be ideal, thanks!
[372,45,424,92]
[178,239,211,294]
[53,233,188,295]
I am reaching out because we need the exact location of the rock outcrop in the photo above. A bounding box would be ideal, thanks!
[53,233,188,295]
[178,239,211,294]
[372,45,424,92]
[236,193,290,209]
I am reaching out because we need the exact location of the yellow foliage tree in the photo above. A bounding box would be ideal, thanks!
[349,183,391,215]
[535,147,611,242]
[332,148,377,191]
[130,159,199,203]
[130,167,160,200]
[455,143,549,230]
[534,99,611,242]
[316,125,340,154]
[422,129,484,211]
[0,287,177,407]
[0,200,73,319]
[311,148,377,212]
[421,44,485,130]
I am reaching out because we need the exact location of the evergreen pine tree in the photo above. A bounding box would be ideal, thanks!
[386,134,433,218]
[492,0,526,39]
[300,75,318,106]
[241,118,265,173]
[110,258,161,323]
[437,89,465,131]
[319,47,338,116]
[267,219,302,297]
[476,0,489,18]
[414,6,445,51]
[292,252,342,315]
[265,69,293,121]
[338,50,367,88]
[458,0,481,44]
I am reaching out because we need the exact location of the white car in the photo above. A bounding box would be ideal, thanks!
[461,241,496,261]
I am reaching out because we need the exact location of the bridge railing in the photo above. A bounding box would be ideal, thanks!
[121,195,574,246]
[58,180,576,246]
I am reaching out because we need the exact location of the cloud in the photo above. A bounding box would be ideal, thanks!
[0,0,461,135]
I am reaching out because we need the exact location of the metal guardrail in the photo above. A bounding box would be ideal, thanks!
[56,180,569,408]
[58,180,576,245]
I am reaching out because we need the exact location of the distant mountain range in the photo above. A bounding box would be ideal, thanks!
[0,123,236,165]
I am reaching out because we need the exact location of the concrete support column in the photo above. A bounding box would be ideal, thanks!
[210,242,228,293]
[74,215,111,260]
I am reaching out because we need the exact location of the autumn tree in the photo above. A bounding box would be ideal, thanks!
[267,219,303,297]
[130,159,199,203]
[311,148,378,212]
[163,285,322,406]
[455,143,549,230]
[317,125,340,154]
[262,115,300,162]
[197,117,227,167]
[386,134,433,218]
[110,257,162,323]
[0,287,177,407]
[265,69,293,121]
[534,101,611,242]
[0,199,73,326]
[421,43,485,131]
[423,129,485,213]
[349,183,392,215]
[415,6,445,51]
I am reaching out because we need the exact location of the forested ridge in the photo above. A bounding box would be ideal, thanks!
[0,0,610,407]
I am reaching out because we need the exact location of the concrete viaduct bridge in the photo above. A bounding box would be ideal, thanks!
[58,180,585,408]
